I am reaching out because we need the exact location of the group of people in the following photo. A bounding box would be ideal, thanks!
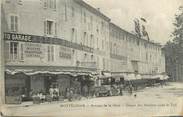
[29,90,47,103]
[49,86,60,101]
[28,86,60,103]
[29,86,81,103]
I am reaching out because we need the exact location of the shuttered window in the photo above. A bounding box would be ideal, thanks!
[10,42,18,60]
[43,0,56,10]
[55,22,57,36]
[44,21,47,35]
[5,42,10,61]
[44,0,47,8]
[48,46,54,62]
[20,44,24,61]
[48,46,51,61]
[64,3,67,21]
[51,46,54,61]
[44,20,56,36]
[10,15,18,32]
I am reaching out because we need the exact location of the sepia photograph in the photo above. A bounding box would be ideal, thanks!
[0,0,183,117]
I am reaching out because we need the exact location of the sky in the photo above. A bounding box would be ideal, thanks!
[84,0,183,44]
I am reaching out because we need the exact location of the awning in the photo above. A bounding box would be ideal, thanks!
[5,69,94,77]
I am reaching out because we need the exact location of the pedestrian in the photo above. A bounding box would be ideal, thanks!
[49,86,54,100]
[68,88,73,101]
[120,86,123,96]
[129,83,133,95]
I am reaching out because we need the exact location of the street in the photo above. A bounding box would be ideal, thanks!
[2,82,183,117]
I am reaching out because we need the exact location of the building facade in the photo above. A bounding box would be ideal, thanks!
[1,0,165,103]
[2,0,111,102]
[109,23,165,77]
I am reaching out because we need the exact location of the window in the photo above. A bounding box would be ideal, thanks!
[103,58,105,70]
[44,0,47,8]
[90,16,93,30]
[10,15,18,32]
[71,7,75,17]
[102,40,104,50]
[80,8,82,22]
[97,56,99,67]
[47,21,53,35]
[97,38,99,49]
[44,0,56,10]
[64,2,67,21]
[5,42,10,61]
[101,21,104,31]
[51,46,54,61]
[53,0,56,9]
[84,12,86,23]
[20,44,24,61]
[44,20,56,36]
[90,34,93,48]
[71,28,75,42]
[91,55,94,61]
[48,46,54,61]
[54,22,57,36]
[48,46,50,61]
[83,32,87,45]
[90,16,93,25]
[10,42,18,60]
[146,52,148,61]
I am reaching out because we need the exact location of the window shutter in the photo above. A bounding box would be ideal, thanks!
[55,22,57,36]
[75,30,77,43]
[50,0,52,8]
[20,44,24,61]
[44,0,47,8]
[10,16,14,32]
[64,3,67,21]
[5,42,10,61]
[51,46,54,61]
[48,46,50,61]
[15,16,18,32]
[44,21,47,35]
[54,0,57,10]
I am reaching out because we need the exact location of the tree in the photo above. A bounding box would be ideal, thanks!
[164,6,183,81]
[172,6,183,44]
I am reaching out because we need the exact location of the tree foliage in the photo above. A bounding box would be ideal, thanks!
[164,6,183,77]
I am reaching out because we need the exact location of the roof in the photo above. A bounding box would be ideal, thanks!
[74,0,111,22]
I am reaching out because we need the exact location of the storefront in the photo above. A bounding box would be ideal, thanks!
[5,68,96,104]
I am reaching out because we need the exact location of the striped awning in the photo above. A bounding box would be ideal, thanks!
[5,69,94,77]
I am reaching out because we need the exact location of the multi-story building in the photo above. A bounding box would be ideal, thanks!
[2,0,110,101]
[1,0,165,103]
[109,23,165,78]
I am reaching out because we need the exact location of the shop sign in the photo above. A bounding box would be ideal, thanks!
[4,33,32,42]
[59,46,72,59]
[24,43,43,58]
